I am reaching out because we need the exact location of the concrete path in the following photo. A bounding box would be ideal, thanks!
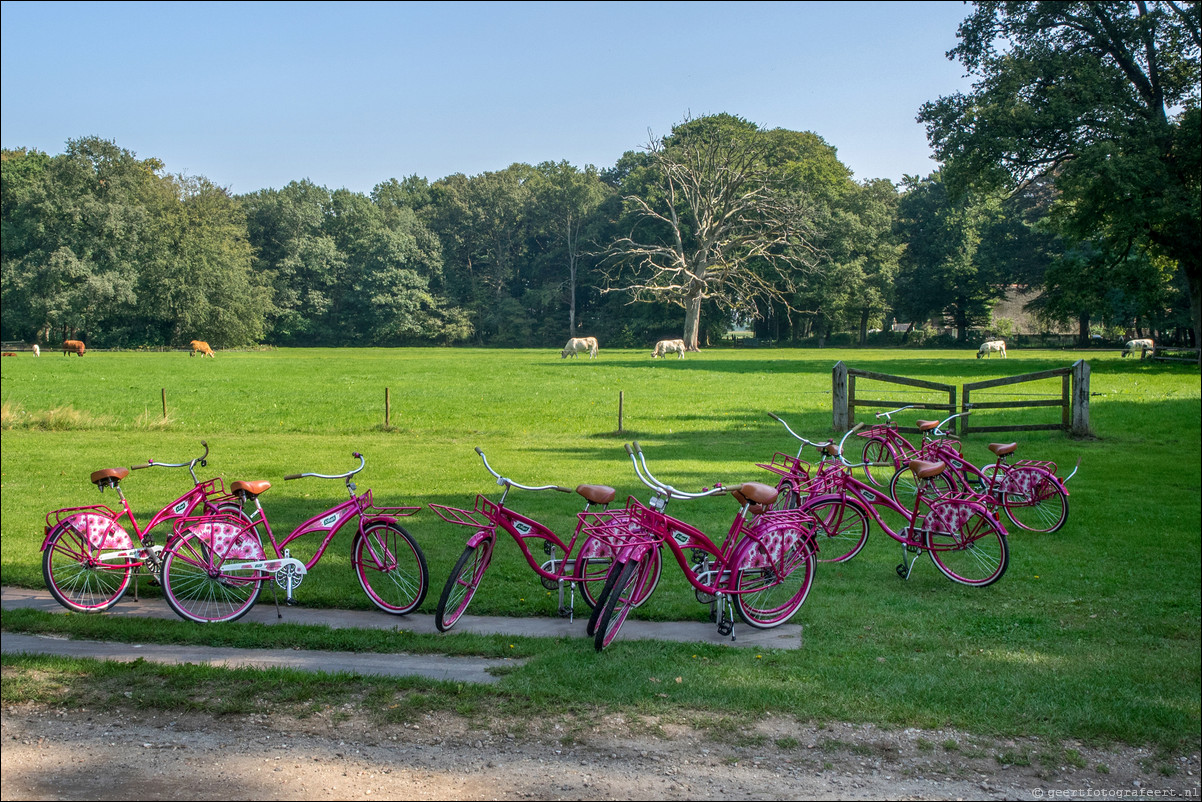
[1,586,802,684]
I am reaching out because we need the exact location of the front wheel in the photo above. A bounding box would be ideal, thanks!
[860,437,899,488]
[926,507,1009,587]
[999,467,1069,533]
[353,523,429,615]
[41,521,132,612]
[732,528,816,629]
[800,497,870,563]
[435,537,494,632]
[593,552,656,651]
[575,536,662,611]
[160,536,264,623]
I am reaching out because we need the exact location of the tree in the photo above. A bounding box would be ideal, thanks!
[894,173,1004,341]
[919,1,1201,358]
[602,115,818,351]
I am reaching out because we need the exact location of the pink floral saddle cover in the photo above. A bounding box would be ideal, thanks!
[68,513,133,550]
[186,520,267,560]
[923,501,978,534]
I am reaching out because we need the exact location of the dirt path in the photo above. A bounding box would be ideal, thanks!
[3,702,1198,801]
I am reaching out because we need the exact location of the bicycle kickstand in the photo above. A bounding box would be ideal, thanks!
[896,541,923,581]
[715,596,736,641]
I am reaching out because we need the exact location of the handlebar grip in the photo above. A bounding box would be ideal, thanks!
[554,486,573,493]
[767,412,784,423]
[130,462,152,470]
[475,446,485,456]
[632,441,643,453]
[850,422,866,433]
[284,473,303,481]
[624,443,634,456]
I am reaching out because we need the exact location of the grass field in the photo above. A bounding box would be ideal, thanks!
[1,346,1199,752]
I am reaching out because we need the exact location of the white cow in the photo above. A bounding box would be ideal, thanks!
[1122,338,1154,358]
[561,337,598,359]
[32,344,40,357]
[976,340,1007,359]
[652,338,686,359]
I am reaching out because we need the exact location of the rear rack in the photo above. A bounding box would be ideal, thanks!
[46,505,120,530]
[1014,458,1058,474]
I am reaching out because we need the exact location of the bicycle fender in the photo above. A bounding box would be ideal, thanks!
[465,528,496,549]
[361,514,402,530]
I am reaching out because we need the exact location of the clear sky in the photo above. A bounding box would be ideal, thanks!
[1,0,977,195]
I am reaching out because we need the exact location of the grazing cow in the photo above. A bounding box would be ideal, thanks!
[63,340,86,357]
[1122,338,1154,358]
[561,337,598,359]
[1,353,15,358]
[32,344,40,357]
[976,340,1007,359]
[190,340,215,358]
[652,338,686,359]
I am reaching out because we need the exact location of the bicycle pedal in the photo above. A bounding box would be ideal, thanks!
[285,598,299,606]
[558,607,572,618]
[717,618,734,637]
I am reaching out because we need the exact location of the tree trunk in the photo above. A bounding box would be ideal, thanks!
[859,308,869,346]
[683,293,702,351]
[1077,313,1090,347]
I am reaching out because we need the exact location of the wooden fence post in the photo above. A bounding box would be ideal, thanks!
[385,387,390,428]
[832,361,849,432]
[161,388,167,419]
[618,390,624,433]
[1071,360,1091,437]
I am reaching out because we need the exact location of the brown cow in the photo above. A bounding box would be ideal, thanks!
[189,340,215,358]
[63,340,86,357]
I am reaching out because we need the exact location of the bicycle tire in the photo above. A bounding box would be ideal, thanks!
[353,522,429,615]
[576,537,663,611]
[999,466,1069,533]
[435,536,494,632]
[41,520,133,613]
[732,527,816,629]
[160,535,263,623]
[800,496,870,563]
[586,559,626,637]
[594,554,653,651]
[925,506,1009,587]
[861,437,899,488]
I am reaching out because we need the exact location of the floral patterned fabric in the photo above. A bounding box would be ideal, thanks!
[186,521,267,560]
[68,513,132,550]
[924,502,976,534]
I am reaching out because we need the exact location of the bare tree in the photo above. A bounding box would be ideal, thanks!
[602,117,817,350]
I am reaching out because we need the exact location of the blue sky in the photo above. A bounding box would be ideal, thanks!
[1,1,977,194]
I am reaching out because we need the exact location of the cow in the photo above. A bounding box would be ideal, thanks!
[190,340,215,358]
[63,340,85,357]
[1122,338,1154,358]
[561,337,598,359]
[652,338,686,359]
[976,340,1006,359]
[32,344,40,357]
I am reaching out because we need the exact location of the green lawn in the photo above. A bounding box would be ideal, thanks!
[2,346,1198,750]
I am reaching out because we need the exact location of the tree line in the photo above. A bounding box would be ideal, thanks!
[3,3,1196,353]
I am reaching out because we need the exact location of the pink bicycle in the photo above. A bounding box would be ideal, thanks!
[798,427,1011,586]
[429,448,661,633]
[40,441,245,612]
[159,453,428,623]
[588,442,818,651]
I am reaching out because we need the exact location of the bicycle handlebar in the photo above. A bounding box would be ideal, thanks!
[626,442,727,501]
[473,447,572,493]
[767,413,834,451]
[875,405,915,420]
[131,440,210,471]
[932,410,972,437]
[284,453,366,482]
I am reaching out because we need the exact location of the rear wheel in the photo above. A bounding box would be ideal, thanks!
[999,467,1069,533]
[732,528,815,628]
[800,497,869,563]
[926,507,1009,587]
[435,537,494,632]
[353,523,429,615]
[41,522,132,612]
[160,536,263,623]
[889,465,955,510]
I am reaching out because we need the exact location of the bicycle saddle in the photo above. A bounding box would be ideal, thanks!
[909,459,946,479]
[90,467,130,486]
[732,482,779,507]
[916,420,940,431]
[988,443,1018,456]
[576,484,616,505]
[231,480,272,498]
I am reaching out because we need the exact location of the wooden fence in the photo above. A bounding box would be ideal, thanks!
[832,360,1092,437]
